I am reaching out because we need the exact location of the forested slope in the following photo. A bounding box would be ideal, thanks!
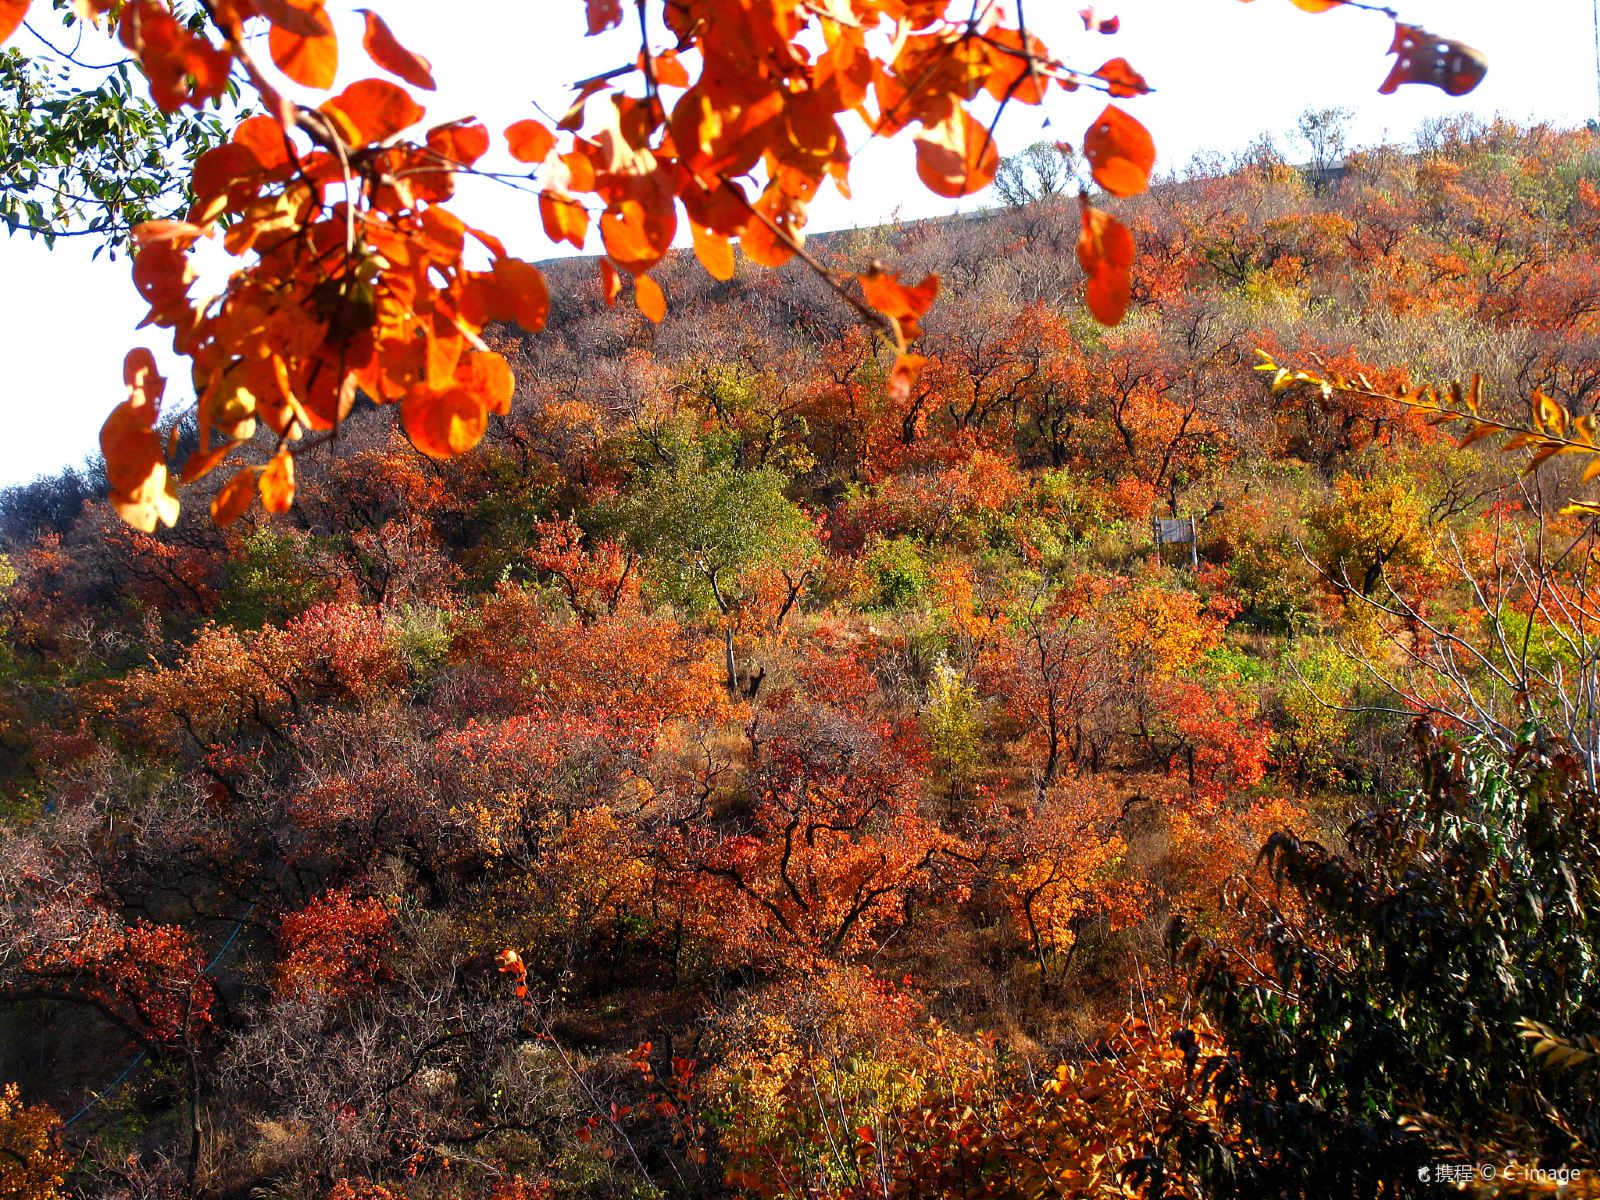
[1,117,1598,1199]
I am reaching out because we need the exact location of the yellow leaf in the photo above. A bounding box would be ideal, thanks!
[1533,389,1566,438]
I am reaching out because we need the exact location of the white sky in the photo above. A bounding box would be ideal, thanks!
[2,0,1597,486]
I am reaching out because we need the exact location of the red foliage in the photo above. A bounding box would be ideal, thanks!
[275,888,396,1001]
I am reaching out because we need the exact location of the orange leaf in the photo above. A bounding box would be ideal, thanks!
[267,0,336,88]
[690,221,735,281]
[600,258,622,307]
[457,350,515,415]
[210,466,259,525]
[358,9,434,90]
[1083,105,1153,197]
[0,0,31,45]
[889,353,927,403]
[110,466,180,532]
[859,269,939,323]
[1092,57,1149,97]
[259,450,296,513]
[233,114,296,171]
[739,210,792,269]
[599,175,677,274]
[320,78,425,146]
[101,349,177,531]
[101,404,164,501]
[635,273,667,323]
[253,0,326,36]
[491,257,549,333]
[1077,197,1134,325]
[914,106,999,199]
[651,48,689,88]
[124,346,166,409]
[505,118,556,164]
[402,387,488,459]
[540,190,589,249]
[181,440,236,484]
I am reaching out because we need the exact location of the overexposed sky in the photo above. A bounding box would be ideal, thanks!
[3,0,1597,486]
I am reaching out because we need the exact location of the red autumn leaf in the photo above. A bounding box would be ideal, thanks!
[359,9,435,91]
[585,0,622,34]
[599,179,677,275]
[505,118,557,164]
[1077,196,1134,325]
[1083,105,1153,197]
[118,0,233,112]
[456,350,515,415]
[181,440,236,484]
[1092,57,1149,97]
[320,78,425,147]
[253,0,326,36]
[651,48,690,88]
[914,106,999,199]
[101,349,177,531]
[859,269,940,323]
[635,273,667,323]
[1378,23,1487,97]
[490,257,549,334]
[427,120,490,167]
[889,353,927,403]
[232,115,295,172]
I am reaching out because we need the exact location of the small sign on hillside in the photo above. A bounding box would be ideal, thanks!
[1151,514,1202,568]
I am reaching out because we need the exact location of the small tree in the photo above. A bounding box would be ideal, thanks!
[618,445,819,696]
[1294,105,1354,191]
[992,141,1076,208]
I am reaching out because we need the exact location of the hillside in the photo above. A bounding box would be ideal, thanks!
[1,116,1599,1198]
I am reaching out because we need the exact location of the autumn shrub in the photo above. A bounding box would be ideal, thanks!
[384,603,455,690]
[1029,468,1118,546]
[854,535,930,612]
[716,973,1230,1200]
[922,658,981,798]
[1274,640,1359,787]
[1307,466,1440,599]
[1202,487,1317,634]
[218,526,337,629]
[0,1083,72,1200]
